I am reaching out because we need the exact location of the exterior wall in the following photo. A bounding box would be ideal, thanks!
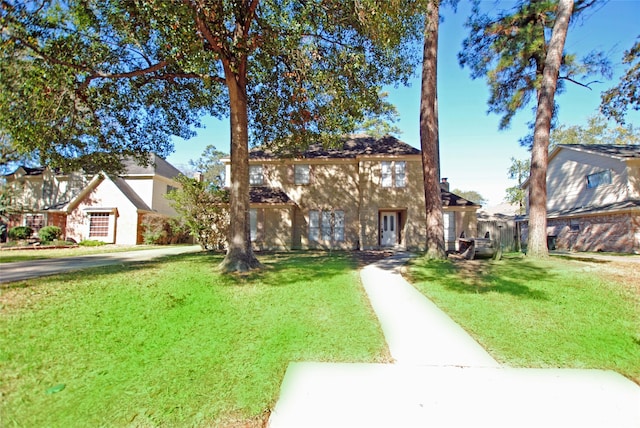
[250,205,294,250]
[519,212,640,254]
[358,156,427,250]
[256,159,361,250]
[124,177,154,210]
[627,161,640,199]
[66,178,139,245]
[545,149,629,213]
[151,176,179,216]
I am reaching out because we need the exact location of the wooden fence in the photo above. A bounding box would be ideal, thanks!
[477,220,521,252]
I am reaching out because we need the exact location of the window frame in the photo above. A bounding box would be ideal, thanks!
[294,164,311,185]
[586,169,611,189]
[249,165,264,186]
[381,161,407,188]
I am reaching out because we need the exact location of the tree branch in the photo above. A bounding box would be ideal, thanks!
[558,75,601,89]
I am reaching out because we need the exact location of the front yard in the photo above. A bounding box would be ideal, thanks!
[0,252,388,427]
[407,254,640,384]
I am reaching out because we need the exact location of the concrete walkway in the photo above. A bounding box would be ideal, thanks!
[268,252,640,428]
[0,245,203,283]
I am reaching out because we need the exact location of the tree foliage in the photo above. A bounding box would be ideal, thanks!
[451,188,486,206]
[1,1,423,271]
[550,114,640,148]
[600,38,640,124]
[459,0,610,132]
[166,175,229,251]
[188,145,227,189]
[505,157,530,214]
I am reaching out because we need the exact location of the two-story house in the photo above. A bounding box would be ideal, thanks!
[3,154,182,245]
[225,135,480,251]
[520,144,640,253]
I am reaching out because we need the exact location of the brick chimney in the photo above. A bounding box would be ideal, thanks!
[440,177,450,192]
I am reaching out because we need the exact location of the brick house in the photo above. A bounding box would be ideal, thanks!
[519,144,640,253]
[3,154,182,245]
[225,135,480,251]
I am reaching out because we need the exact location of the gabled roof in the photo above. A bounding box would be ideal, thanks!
[64,173,151,213]
[552,144,640,160]
[249,135,420,160]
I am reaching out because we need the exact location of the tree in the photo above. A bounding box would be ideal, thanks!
[188,145,227,189]
[527,0,573,258]
[505,157,530,215]
[420,0,446,259]
[1,1,422,272]
[451,189,486,206]
[459,0,609,132]
[166,175,229,251]
[601,38,640,124]
[550,114,640,148]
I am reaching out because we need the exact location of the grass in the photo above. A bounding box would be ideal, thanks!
[0,251,388,427]
[0,244,177,263]
[407,253,640,384]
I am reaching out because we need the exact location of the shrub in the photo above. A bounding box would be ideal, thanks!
[39,226,62,243]
[8,226,33,240]
[78,240,106,247]
[141,214,191,245]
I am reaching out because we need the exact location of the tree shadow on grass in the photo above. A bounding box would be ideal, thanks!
[409,256,551,300]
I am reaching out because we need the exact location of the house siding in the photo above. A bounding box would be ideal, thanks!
[546,149,629,212]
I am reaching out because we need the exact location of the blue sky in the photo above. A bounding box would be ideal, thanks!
[167,0,640,207]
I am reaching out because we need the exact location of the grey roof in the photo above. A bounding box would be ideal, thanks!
[516,200,640,221]
[557,144,640,159]
[441,189,480,207]
[250,135,420,160]
[250,187,292,204]
[122,154,182,178]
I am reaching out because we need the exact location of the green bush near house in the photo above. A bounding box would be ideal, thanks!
[8,226,33,240]
[78,239,106,247]
[38,226,62,243]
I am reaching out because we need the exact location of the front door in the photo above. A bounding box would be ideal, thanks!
[381,212,397,247]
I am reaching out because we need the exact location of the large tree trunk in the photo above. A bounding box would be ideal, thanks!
[527,0,574,258]
[419,0,446,260]
[218,70,262,272]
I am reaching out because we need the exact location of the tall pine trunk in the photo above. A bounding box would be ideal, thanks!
[420,0,446,259]
[527,0,574,258]
[218,66,262,272]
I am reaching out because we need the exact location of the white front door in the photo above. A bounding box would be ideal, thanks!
[381,212,397,247]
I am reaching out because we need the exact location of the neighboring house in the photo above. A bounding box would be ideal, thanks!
[4,154,182,245]
[224,135,480,251]
[519,144,640,253]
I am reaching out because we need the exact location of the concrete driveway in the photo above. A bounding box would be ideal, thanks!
[0,245,203,284]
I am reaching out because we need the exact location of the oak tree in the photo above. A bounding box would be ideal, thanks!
[1,1,421,271]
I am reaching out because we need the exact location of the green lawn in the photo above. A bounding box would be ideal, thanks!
[0,252,388,427]
[407,254,640,384]
[0,244,171,263]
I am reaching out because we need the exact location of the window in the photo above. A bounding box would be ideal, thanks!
[249,209,257,241]
[570,220,580,232]
[249,165,264,186]
[294,164,311,185]
[166,185,177,194]
[309,210,345,242]
[381,161,406,188]
[43,179,53,202]
[309,210,320,242]
[586,170,611,189]
[25,214,45,233]
[89,212,110,237]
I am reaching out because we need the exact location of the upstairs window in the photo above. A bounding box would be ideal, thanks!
[381,161,406,188]
[294,164,311,185]
[586,170,611,189]
[249,165,264,186]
